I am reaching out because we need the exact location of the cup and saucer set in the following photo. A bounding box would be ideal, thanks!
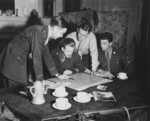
[117,72,128,80]
[52,86,91,110]
[28,81,92,110]
[52,97,71,110]
[73,91,91,103]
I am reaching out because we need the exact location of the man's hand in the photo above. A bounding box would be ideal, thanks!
[97,69,114,79]
[57,74,69,80]
[104,71,114,79]
[63,70,73,75]
[90,71,98,76]
[84,68,91,74]
[95,72,107,77]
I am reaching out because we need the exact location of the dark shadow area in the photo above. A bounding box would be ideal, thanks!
[65,0,80,12]
[65,22,78,35]
[134,0,150,94]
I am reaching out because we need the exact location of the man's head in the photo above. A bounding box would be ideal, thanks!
[49,16,67,39]
[58,38,75,58]
[99,32,113,52]
[77,22,92,41]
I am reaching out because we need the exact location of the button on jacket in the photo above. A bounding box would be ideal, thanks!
[0,25,58,84]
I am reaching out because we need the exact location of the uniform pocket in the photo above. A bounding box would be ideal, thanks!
[9,43,26,65]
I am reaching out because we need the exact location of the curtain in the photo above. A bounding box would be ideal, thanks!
[136,0,150,79]
[136,0,150,95]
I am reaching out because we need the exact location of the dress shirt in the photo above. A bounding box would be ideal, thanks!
[66,32,99,71]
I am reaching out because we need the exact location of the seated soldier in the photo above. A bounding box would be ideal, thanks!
[96,32,134,79]
[51,38,90,75]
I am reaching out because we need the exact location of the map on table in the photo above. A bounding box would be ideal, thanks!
[45,73,113,91]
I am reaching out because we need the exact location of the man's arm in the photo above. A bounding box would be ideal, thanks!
[42,44,59,76]
[89,33,99,71]
[73,53,86,73]
[31,30,45,81]
[43,45,70,79]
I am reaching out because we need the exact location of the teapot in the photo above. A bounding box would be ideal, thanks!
[29,81,47,105]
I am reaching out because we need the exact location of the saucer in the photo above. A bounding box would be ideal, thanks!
[73,96,91,103]
[52,91,68,97]
[52,103,71,110]
[117,75,128,80]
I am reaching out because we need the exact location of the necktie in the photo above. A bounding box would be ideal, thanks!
[77,41,83,59]
[106,52,111,72]
[77,41,81,52]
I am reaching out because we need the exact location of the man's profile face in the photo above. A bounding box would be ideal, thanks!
[52,26,67,39]
[100,39,112,51]
[77,28,89,41]
[62,45,74,58]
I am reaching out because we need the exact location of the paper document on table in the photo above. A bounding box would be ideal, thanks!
[43,80,71,89]
[46,73,113,91]
[92,91,116,102]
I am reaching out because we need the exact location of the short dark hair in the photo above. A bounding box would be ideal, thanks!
[50,16,67,28]
[78,22,92,33]
[58,38,75,50]
[98,32,113,43]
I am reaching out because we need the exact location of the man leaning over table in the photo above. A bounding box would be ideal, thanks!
[51,38,90,75]
[66,21,99,75]
[0,16,69,87]
[95,32,134,79]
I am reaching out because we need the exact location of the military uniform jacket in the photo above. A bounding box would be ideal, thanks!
[98,47,133,76]
[51,49,86,74]
[0,25,58,84]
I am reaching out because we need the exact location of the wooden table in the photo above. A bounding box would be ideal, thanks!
[0,76,149,121]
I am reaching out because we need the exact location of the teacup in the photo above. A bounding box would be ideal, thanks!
[55,98,68,108]
[117,72,127,79]
[54,87,66,96]
[76,92,89,101]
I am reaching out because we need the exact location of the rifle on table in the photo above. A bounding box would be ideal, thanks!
[42,106,150,121]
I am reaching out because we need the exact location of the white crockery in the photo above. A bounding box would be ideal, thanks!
[53,102,71,110]
[52,91,68,97]
[55,98,69,109]
[29,81,46,105]
[117,72,128,79]
[76,92,90,102]
[53,87,68,97]
[74,96,91,103]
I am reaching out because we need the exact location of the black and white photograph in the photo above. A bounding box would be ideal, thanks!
[0,0,150,121]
